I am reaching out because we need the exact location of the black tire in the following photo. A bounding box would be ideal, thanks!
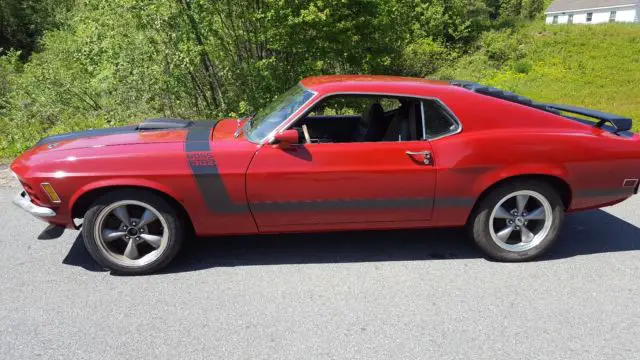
[82,189,184,275]
[468,179,564,261]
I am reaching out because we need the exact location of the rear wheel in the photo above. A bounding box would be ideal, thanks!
[469,180,564,261]
[82,189,184,275]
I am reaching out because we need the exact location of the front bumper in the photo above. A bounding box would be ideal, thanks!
[12,190,57,218]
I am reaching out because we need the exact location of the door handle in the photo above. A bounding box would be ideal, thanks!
[405,150,432,165]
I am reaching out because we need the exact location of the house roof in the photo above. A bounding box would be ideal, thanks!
[546,0,638,13]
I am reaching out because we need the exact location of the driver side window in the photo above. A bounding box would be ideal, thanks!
[291,95,424,144]
[308,97,402,116]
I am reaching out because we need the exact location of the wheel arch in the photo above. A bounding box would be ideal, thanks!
[467,173,572,224]
[70,181,194,233]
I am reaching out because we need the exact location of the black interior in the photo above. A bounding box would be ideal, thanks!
[293,108,409,143]
[353,103,389,142]
[423,101,456,137]
[292,100,419,143]
[293,115,362,143]
[289,97,455,144]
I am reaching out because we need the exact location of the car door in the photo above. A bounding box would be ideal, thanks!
[245,136,437,230]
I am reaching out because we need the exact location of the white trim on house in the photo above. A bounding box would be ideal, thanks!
[546,3,636,14]
[545,2,638,24]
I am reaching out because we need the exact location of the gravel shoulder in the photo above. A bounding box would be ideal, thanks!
[0,164,18,188]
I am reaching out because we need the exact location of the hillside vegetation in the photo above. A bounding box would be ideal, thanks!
[0,0,638,159]
[440,22,640,128]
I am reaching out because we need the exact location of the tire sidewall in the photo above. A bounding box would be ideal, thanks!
[470,180,564,261]
[82,189,184,275]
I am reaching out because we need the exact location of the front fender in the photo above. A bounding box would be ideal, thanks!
[68,177,188,216]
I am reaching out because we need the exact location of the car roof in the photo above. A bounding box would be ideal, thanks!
[297,75,601,134]
[299,75,454,95]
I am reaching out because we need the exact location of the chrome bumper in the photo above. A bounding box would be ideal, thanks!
[12,190,56,218]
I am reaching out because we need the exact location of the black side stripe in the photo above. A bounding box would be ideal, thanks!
[250,198,435,213]
[185,121,248,214]
[249,197,481,213]
[434,197,475,207]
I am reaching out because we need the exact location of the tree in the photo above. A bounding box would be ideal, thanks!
[0,0,71,59]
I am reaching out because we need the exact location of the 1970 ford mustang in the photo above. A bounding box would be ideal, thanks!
[10,75,640,274]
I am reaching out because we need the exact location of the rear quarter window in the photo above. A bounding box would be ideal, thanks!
[422,100,460,139]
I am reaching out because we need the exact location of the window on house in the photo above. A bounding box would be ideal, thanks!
[586,12,593,22]
[552,16,558,24]
[610,11,617,22]
[568,14,574,24]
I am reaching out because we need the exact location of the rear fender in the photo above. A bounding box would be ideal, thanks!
[472,163,571,198]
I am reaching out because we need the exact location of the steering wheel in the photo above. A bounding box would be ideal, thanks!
[302,124,312,144]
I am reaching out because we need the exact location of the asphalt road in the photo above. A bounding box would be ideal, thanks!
[1,180,640,359]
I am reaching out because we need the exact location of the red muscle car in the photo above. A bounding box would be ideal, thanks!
[10,75,640,274]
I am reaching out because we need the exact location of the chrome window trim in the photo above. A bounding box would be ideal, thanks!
[256,85,318,144]
[420,100,426,140]
[262,90,463,145]
[420,99,462,141]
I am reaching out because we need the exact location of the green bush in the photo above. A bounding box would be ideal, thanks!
[481,28,528,63]
[512,60,532,74]
[400,38,450,77]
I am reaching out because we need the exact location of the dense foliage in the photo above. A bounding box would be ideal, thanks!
[0,0,73,59]
[0,0,637,158]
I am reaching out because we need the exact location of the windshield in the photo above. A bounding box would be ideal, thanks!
[245,85,315,143]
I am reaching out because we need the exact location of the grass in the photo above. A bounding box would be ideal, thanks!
[442,22,640,130]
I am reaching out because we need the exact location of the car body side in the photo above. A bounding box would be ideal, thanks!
[10,77,640,236]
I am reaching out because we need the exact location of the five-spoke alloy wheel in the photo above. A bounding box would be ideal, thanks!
[469,180,564,261]
[95,200,169,266]
[489,190,553,252]
[83,190,184,275]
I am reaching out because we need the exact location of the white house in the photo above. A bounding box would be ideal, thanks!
[545,0,639,24]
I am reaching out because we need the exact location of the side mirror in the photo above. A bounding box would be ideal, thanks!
[273,129,299,147]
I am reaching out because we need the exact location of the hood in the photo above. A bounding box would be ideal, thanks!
[11,117,251,181]
[34,118,194,152]
[211,117,245,141]
[19,118,246,162]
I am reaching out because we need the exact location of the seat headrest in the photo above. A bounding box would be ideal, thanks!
[361,103,384,123]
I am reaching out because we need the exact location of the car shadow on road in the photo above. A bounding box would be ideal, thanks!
[62,209,640,274]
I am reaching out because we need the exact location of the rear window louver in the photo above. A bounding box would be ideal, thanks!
[450,80,546,110]
[450,80,632,134]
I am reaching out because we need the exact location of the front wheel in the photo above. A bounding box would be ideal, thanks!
[82,189,184,275]
[468,180,564,261]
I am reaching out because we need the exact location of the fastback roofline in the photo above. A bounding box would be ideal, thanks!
[450,80,633,133]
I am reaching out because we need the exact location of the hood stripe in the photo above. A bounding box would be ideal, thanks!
[185,121,248,214]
